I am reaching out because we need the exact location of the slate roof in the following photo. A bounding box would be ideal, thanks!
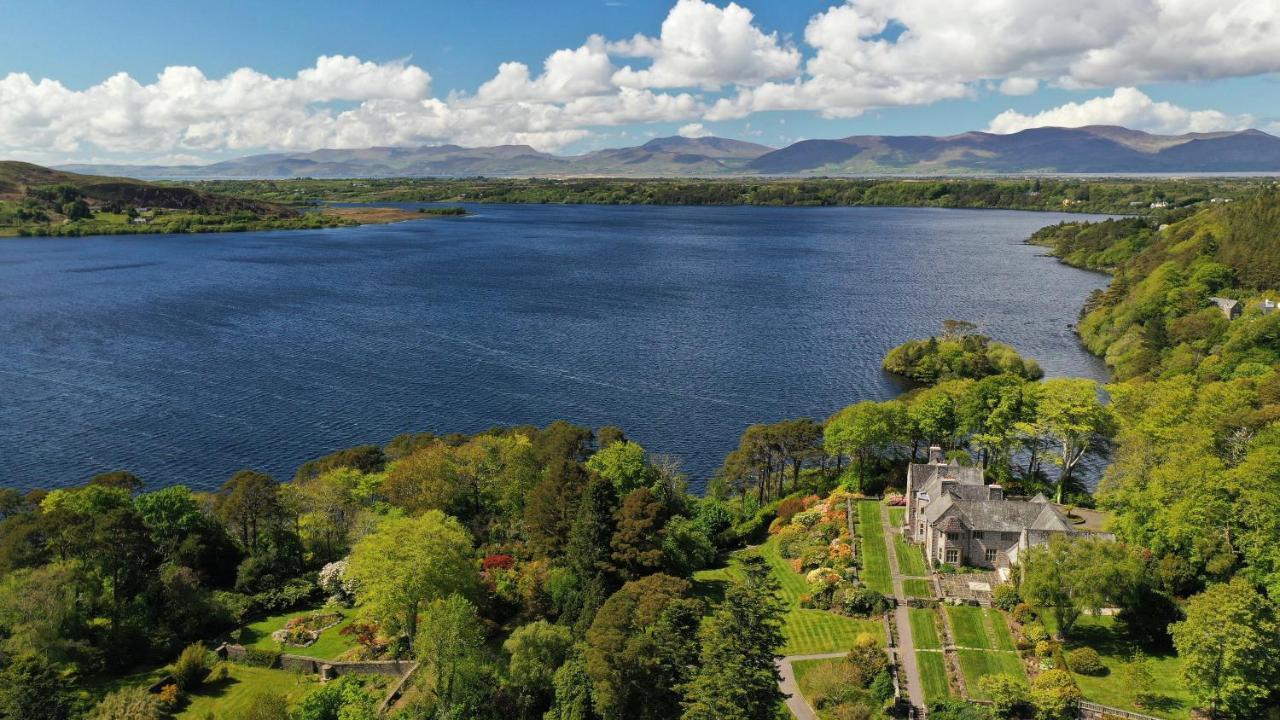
[922,494,1073,534]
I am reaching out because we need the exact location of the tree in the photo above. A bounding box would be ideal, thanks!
[504,620,573,718]
[585,574,701,720]
[1170,577,1280,718]
[824,401,897,490]
[585,441,651,496]
[346,511,476,643]
[977,675,1030,719]
[415,594,487,718]
[90,470,143,493]
[293,676,378,720]
[660,516,715,575]
[1028,669,1080,720]
[1034,379,1111,502]
[382,443,458,514]
[1019,535,1142,638]
[0,653,73,720]
[546,647,597,720]
[88,686,163,720]
[289,468,361,562]
[680,559,786,720]
[610,487,666,579]
[215,470,284,552]
[172,642,210,691]
[524,459,590,557]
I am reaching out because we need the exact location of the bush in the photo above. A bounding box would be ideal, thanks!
[1011,603,1037,625]
[992,583,1021,611]
[1034,640,1054,658]
[1022,622,1048,643]
[1066,647,1106,676]
[90,686,165,720]
[836,586,891,616]
[172,642,210,691]
[242,647,281,668]
[156,684,180,711]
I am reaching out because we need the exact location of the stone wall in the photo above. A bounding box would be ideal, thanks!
[215,644,413,678]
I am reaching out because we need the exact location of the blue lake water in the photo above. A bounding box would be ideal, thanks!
[0,204,1110,491]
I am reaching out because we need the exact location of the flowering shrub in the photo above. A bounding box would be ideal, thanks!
[792,507,824,529]
[157,684,180,710]
[482,553,515,571]
[776,497,806,524]
[318,559,356,606]
[1011,602,1037,624]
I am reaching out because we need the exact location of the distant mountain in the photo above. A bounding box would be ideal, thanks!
[51,127,1280,179]
[748,126,1280,174]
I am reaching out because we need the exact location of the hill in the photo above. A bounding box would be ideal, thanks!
[53,127,1280,179]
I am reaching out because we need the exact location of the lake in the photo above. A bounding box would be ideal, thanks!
[0,204,1110,491]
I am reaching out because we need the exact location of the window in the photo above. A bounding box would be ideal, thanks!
[946,532,961,542]
[919,522,926,536]
[985,548,999,564]
[973,531,986,541]
[1003,532,1019,542]
[945,549,960,564]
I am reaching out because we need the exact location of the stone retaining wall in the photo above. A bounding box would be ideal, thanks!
[216,644,412,678]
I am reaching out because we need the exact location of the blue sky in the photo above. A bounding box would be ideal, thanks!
[1,0,1277,163]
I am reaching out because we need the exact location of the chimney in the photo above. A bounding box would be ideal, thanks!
[940,479,957,497]
[988,485,1003,501]
[928,445,944,464]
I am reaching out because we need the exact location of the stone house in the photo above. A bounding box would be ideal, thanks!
[1210,296,1242,320]
[904,447,1086,571]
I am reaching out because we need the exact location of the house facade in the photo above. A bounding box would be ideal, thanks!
[904,447,1085,571]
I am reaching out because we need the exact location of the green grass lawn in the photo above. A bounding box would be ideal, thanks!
[176,663,318,719]
[856,501,893,596]
[237,607,359,660]
[1040,612,1194,719]
[986,609,1016,652]
[916,651,950,705]
[892,534,930,577]
[713,535,885,656]
[946,606,991,649]
[908,608,942,650]
[888,507,905,528]
[955,650,1027,700]
[903,578,933,599]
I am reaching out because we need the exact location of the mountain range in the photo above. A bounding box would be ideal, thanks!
[54,126,1280,179]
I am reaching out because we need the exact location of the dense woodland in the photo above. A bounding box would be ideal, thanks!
[3,184,1280,720]
[187,176,1271,216]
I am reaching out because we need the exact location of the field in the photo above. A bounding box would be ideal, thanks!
[1046,613,1194,719]
[916,651,951,705]
[903,579,933,599]
[892,534,929,576]
[946,605,992,649]
[176,663,318,718]
[908,608,942,650]
[888,507,905,528]
[856,501,893,595]
[955,650,1027,700]
[700,534,885,656]
[236,606,359,660]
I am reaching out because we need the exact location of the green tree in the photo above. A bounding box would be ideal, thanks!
[680,558,786,720]
[1019,535,1142,638]
[977,675,1030,719]
[824,401,897,490]
[586,441,652,496]
[1028,668,1080,720]
[346,510,476,643]
[1034,378,1111,502]
[1170,577,1280,718]
[610,487,666,579]
[0,653,72,720]
[214,469,284,552]
[546,646,597,720]
[504,620,573,718]
[293,676,378,720]
[415,594,487,718]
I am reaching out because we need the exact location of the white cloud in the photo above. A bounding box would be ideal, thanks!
[610,0,800,90]
[987,87,1256,135]
[999,78,1039,96]
[677,122,712,138]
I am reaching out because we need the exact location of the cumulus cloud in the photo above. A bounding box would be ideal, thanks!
[999,78,1039,96]
[610,0,800,90]
[677,122,712,138]
[987,87,1256,135]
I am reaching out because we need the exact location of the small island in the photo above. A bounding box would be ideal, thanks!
[883,320,1044,383]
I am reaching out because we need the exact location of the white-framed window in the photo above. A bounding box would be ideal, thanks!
[985,548,998,564]
[945,549,960,564]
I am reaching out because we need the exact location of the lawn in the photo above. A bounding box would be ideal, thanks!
[1045,613,1194,720]
[888,507,905,528]
[176,663,319,718]
[955,650,1027,700]
[236,606,359,660]
[903,578,934,599]
[892,534,930,577]
[986,609,1016,652]
[856,501,893,596]
[908,608,942,650]
[916,651,951,705]
[731,535,886,655]
[946,606,991,649]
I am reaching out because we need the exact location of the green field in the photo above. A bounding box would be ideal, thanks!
[892,534,929,577]
[1039,613,1193,719]
[856,501,893,595]
[908,608,942,650]
[176,663,319,718]
[721,535,885,655]
[237,607,359,660]
[945,606,991,649]
[903,579,933,599]
[987,610,1016,652]
[955,650,1027,700]
[916,651,950,705]
[888,507,905,528]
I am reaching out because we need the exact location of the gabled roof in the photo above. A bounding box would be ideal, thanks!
[931,498,1072,534]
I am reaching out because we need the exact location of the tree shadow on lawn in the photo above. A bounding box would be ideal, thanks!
[691,578,728,606]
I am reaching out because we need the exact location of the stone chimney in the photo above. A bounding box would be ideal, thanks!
[988,485,1003,501]
[928,445,944,464]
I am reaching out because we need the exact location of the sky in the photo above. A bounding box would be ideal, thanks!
[2,0,1279,164]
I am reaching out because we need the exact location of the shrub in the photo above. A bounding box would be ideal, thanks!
[1022,622,1048,644]
[1065,647,1106,676]
[844,633,890,687]
[776,497,805,524]
[870,670,895,704]
[172,642,210,691]
[1035,640,1053,658]
[1029,669,1081,720]
[837,587,891,617]
[991,583,1021,611]
[242,647,281,668]
[1011,603,1037,625]
[156,684,180,711]
[977,674,1029,719]
[90,686,165,720]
